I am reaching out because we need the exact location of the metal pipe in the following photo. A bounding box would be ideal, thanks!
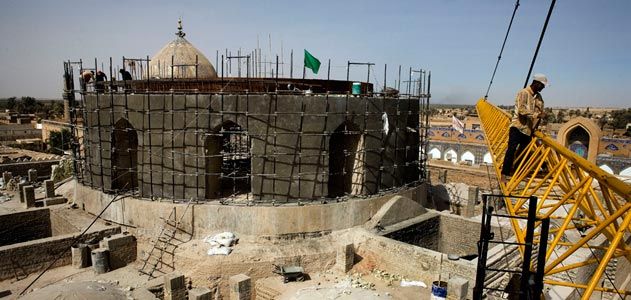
[326,59,331,91]
[346,61,350,82]
[517,196,538,300]
[534,217,550,298]
[221,55,224,88]
[406,67,412,98]
[383,64,387,94]
[397,65,401,92]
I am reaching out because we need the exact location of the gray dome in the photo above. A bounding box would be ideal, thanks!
[149,20,217,79]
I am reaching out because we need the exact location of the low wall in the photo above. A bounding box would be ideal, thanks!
[0,226,120,281]
[0,208,52,246]
[381,211,507,257]
[0,160,59,179]
[439,212,507,257]
[383,212,440,252]
[66,180,427,237]
[350,229,477,298]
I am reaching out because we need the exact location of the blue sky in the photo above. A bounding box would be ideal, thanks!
[0,0,629,107]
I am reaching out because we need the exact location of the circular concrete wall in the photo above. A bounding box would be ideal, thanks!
[66,180,428,237]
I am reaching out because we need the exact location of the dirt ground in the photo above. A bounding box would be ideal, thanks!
[0,261,149,299]
[260,271,428,300]
[1,231,431,299]
[0,170,464,299]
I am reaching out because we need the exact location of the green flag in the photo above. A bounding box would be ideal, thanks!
[304,49,321,74]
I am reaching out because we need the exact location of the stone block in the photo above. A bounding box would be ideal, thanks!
[188,287,212,300]
[164,271,186,291]
[44,180,55,198]
[229,274,251,300]
[336,243,354,273]
[127,93,145,112]
[28,169,37,183]
[447,277,469,300]
[101,233,137,270]
[463,186,479,218]
[17,182,26,203]
[2,172,11,185]
[164,272,186,300]
[23,185,35,208]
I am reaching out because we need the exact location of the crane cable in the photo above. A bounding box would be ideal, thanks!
[484,0,520,100]
[524,0,557,88]
[526,0,557,133]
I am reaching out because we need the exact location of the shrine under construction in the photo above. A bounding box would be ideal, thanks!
[0,14,629,300]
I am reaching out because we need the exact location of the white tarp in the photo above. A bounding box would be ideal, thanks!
[204,232,237,256]
[400,280,427,288]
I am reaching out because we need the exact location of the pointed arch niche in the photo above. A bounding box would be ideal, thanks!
[111,118,138,191]
[556,117,601,163]
[205,121,251,199]
[328,121,364,197]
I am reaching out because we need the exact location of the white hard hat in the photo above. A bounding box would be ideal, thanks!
[533,73,549,87]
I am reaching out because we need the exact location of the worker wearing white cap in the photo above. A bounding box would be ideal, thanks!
[500,74,548,184]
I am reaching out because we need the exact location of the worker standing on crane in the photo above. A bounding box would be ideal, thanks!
[500,73,548,184]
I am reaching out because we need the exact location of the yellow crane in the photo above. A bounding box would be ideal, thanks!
[476,98,631,299]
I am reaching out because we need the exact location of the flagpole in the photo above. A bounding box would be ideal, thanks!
[290,49,293,79]
[303,65,306,80]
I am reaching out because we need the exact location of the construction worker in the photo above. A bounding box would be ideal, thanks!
[95,71,107,93]
[500,74,548,184]
[80,70,94,91]
[119,69,132,80]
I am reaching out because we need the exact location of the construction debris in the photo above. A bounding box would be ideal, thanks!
[0,192,11,203]
[372,269,409,286]
[349,273,376,290]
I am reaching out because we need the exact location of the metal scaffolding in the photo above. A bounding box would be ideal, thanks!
[63,55,431,205]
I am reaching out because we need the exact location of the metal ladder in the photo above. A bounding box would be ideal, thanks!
[139,200,193,279]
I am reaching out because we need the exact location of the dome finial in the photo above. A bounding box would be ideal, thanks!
[176,17,186,38]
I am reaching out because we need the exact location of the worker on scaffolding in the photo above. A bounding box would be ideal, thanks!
[500,74,548,184]
[80,70,94,92]
[119,69,133,91]
[119,69,132,80]
[95,70,107,93]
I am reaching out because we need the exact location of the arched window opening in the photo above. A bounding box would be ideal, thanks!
[461,151,475,165]
[429,148,442,160]
[599,164,614,174]
[111,118,138,191]
[205,121,251,199]
[328,122,363,197]
[566,126,590,159]
[483,152,493,164]
[444,149,457,163]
